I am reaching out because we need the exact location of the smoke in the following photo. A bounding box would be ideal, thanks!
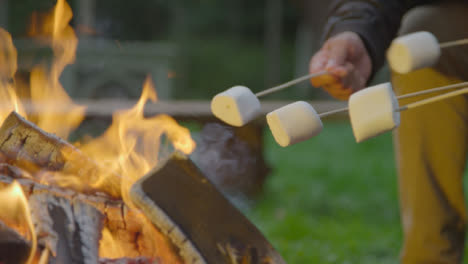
[191,123,269,209]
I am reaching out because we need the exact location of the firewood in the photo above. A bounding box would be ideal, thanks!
[0,111,121,198]
[0,162,31,179]
[0,219,31,264]
[0,174,182,263]
[130,152,286,264]
[29,193,103,264]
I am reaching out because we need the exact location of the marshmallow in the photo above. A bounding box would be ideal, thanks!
[211,86,261,127]
[387,31,440,74]
[349,83,400,143]
[266,101,323,147]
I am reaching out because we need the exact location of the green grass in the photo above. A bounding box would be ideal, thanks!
[245,121,468,263]
[246,121,402,263]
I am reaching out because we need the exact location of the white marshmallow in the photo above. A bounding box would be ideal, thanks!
[349,83,400,143]
[387,31,440,74]
[211,86,261,127]
[266,101,323,147]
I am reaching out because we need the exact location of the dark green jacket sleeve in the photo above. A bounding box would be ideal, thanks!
[323,0,437,76]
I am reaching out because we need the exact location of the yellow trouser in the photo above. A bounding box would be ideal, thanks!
[392,3,468,263]
[393,69,468,264]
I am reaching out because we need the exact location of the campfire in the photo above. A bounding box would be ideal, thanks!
[0,1,285,264]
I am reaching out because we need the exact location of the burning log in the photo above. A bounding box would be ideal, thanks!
[0,113,283,263]
[29,193,103,264]
[0,219,30,264]
[0,175,183,263]
[0,111,121,198]
[130,152,286,264]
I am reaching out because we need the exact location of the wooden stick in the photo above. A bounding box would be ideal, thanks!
[397,81,468,99]
[440,38,468,49]
[254,37,466,98]
[317,82,468,117]
[318,106,349,118]
[397,87,468,111]
[255,71,327,97]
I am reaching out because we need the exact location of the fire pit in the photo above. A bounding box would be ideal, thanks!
[0,1,285,263]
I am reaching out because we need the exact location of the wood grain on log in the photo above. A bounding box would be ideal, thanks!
[29,193,103,264]
[0,111,121,198]
[130,152,285,264]
[0,174,182,263]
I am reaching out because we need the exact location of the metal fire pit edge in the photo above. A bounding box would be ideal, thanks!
[130,151,286,264]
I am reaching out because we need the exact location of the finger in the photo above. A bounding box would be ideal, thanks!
[324,40,349,69]
[357,75,368,91]
[326,65,349,78]
[309,50,329,73]
[339,62,368,92]
[337,62,356,88]
[327,62,365,92]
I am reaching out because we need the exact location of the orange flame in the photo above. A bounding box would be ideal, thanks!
[0,28,26,122]
[0,0,197,260]
[24,0,195,200]
[0,181,36,264]
[27,0,85,139]
[99,228,126,258]
[80,76,195,204]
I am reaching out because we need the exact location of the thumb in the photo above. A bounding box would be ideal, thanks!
[325,40,348,69]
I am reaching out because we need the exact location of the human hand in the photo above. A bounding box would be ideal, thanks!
[309,31,372,100]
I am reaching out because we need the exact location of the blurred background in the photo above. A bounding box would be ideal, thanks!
[4,0,389,101]
[2,0,406,263]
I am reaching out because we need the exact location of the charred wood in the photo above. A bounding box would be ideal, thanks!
[0,174,182,263]
[29,193,103,264]
[0,220,30,264]
[0,111,121,198]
